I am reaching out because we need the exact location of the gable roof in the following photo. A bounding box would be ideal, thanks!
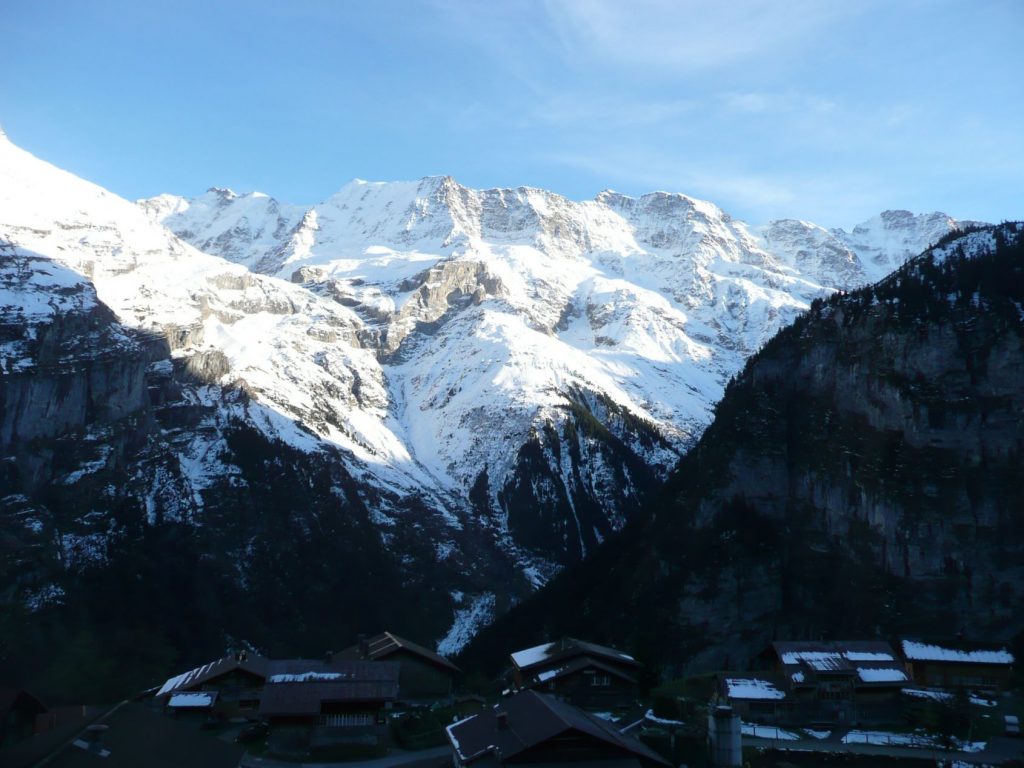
[41,702,242,768]
[348,631,461,673]
[511,638,641,674]
[0,687,47,719]
[156,652,269,698]
[446,691,668,767]
[901,639,1015,665]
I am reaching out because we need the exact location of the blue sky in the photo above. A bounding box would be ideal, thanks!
[2,0,1022,227]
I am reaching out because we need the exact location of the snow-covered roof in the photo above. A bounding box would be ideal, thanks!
[156,653,268,697]
[901,640,1014,665]
[845,651,895,662]
[268,672,346,683]
[902,687,953,702]
[725,678,786,701]
[857,667,907,683]
[511,641,560,668]
[168,692,216,708]
[774,641,899,669]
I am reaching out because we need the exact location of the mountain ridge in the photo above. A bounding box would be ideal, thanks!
[0,132,985,667]
[459,222,1024,677]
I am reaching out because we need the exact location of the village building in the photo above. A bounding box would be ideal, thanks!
[155,651,268,718]
[728,641,909,725]
[900,639,1015,690]
[446,690,669,768]
[339,631,461,702]
[509,638,642,708]
[0,688,47,749]
[715,676,790,724]
[259,659,400,759]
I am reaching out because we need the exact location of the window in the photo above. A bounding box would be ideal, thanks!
[320,713,373,727]
[591,674,611,687]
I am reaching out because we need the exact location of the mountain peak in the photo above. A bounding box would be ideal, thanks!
[207,186,238,201]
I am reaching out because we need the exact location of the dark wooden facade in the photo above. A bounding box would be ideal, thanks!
[900,639,1015,690]
[340,632,460,702]
[905,659,1013,689]
[510,639,642,709]
[259,662,400,760]
[532,661,638,709]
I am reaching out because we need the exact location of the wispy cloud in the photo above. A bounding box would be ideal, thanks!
[541,0,869,74]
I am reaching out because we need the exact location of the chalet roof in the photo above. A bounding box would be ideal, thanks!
[771,641,906,687]
[901,639,1015,665]
[259,660,400,717]
[721,676,787,701]
[42,702,242,768]
[526,656,638,688]
[156,652,269,697]
[266,658,399,682]
[511,638,641,673]
[345,631,461,673]
[446,690,669,767]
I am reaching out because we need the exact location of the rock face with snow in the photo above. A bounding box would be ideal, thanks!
[462,224,1024,678]
[138,177,977,575]
[0,133,978,674]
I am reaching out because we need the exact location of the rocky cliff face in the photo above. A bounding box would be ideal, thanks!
[462,224,1024,677]
[138,174,978,583]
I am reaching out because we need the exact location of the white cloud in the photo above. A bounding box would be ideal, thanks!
[542,0,868,74]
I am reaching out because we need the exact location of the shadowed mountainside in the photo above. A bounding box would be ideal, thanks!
[460,223,1024,678]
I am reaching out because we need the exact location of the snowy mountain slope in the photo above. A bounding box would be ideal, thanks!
[0,135,463,512]
[141,178,978,565]
[1,129,979,653]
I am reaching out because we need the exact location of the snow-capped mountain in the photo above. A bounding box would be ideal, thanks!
[1,130,978,651]
[138,179,977,566]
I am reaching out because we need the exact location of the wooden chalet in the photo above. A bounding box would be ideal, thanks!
[754,641,908,725]
[339,631,461,701]
[260,659,399,759]
[155,651,268,717]
[716,675,789,724]
[446,690,669,768]
[510,638,641,708]
[900,639,1015,690]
